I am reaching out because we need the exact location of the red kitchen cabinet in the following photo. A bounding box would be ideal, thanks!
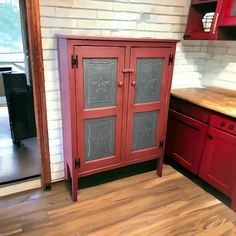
[184,0,236,40]
[57,35,178,201]
[166,94,236,211]
[184,0,222,40]
[216,0,236,39]
[199,125,236,211]
[199,126,236,199]
[166,109,208,174]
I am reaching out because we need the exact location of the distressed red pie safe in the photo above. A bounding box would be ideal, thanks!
[57,35,178,201]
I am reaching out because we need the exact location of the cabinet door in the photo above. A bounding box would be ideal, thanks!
[199,127,236,197]
[165,110,208,174]
[126,48,171,162]
[75,46,125,172]
[220,0,236,26]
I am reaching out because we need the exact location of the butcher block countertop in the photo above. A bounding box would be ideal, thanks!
[171,87,236,119]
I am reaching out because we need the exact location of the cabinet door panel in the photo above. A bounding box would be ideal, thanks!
[83,59,117,109]
[84,116,115,162]
[75,46,125,172]
[135,58,164,103]
[199,127,236,197]
[126,48,170,161]
[132,111,158,151]
[166,109,208,174]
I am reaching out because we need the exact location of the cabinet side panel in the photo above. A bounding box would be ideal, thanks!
[58,38,72,178]
[162,44,178,147]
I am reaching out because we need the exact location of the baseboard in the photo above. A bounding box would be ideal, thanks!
[0,178,41,197]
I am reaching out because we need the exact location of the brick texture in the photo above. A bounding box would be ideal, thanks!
[40,0,236,181]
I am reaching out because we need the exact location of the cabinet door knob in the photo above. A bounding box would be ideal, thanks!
[131,81,136,87]
[229,124,234,130]
[220,121,225,127]
[118,81,124,87]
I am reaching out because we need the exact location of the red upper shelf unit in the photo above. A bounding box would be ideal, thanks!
[184,0,236,40]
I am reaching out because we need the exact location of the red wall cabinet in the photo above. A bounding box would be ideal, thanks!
[57,36,178,201]
[166,109,208,174]
[184,0,220,40]
[219,0,236,26]
[185,0,236,40]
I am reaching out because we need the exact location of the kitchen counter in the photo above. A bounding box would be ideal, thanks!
[171,87,236,119]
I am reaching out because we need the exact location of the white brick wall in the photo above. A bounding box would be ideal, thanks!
[201,41,236,90]
[39,0,236,181]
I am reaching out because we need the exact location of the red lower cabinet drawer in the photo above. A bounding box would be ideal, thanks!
[166,109,208,174]
[199,126,236,197]
[210,113,236,136]
[170,97,210,123]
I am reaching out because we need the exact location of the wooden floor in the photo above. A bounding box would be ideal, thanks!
[0,106,40,184]
[0,164,236,236]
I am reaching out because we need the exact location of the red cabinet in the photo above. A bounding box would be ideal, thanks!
[185,0,236,40]
[184,0,221,40]
[58,36,178,201]
[219,0,236,26]
[166,109,208,174]
[199,126,236,197]
[166,96,236,211]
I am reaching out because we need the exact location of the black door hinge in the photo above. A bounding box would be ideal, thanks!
[71,54,78,69]
[168,54,174,65]
[159,140,164,149]
[75,158,80,168]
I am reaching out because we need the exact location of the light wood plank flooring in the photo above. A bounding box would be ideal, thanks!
[0,164,236,236]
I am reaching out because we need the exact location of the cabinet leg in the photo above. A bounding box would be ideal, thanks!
[43,183,51,191]
[71,177,78,202]
[65,164,70,181]
[156,156,163,177]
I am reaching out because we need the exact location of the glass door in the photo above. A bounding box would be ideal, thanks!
[75,46,125,172]
[125,48,171,162]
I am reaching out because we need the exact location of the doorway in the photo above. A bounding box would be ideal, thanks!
[0,0,44,186]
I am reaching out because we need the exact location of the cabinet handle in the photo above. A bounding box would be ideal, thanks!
[229,124,234,130]
[220,121,225,127]
[208,134,214,139]
[118,81,124,87]
[131,81,136,87]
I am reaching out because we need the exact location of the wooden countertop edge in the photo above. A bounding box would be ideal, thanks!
[171,91,236,119]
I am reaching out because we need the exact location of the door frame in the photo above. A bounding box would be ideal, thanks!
[23,0,51,185]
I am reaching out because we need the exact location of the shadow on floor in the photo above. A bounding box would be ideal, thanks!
[78,160,156,190]
[164,156,231,208]
[74,157,230,208]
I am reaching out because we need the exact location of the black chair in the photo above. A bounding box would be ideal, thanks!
[2,72,37,147]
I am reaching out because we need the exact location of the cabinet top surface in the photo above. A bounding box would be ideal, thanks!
[171,87,236,118]
[56,34,180,43]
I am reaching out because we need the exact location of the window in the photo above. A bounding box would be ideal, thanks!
[0,0,24,71]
